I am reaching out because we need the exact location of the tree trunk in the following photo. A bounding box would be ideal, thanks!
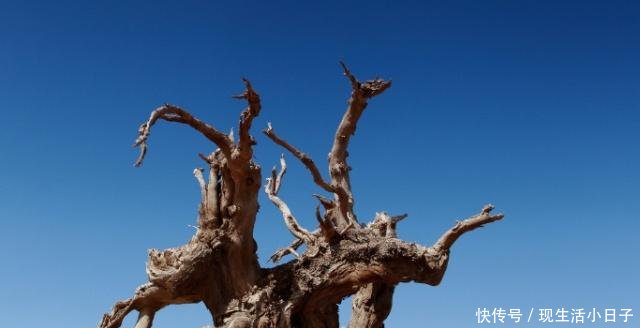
[349,283,395,328]
[98,65,504,328]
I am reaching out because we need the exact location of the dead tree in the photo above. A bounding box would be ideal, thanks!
[99,63,504,328]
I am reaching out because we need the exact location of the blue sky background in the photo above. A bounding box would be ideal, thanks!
[1,0,638,327]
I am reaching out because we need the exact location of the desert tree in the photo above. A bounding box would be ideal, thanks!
[98,63,504,328]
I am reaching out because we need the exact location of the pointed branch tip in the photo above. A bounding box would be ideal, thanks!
[434,204,505,251]
[482,204,495,214]
[392,213,408,222]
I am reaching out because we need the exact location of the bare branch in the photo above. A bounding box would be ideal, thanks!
[99,298,134,328]
[193,162,221,229]
[368,212,408,238]
[433,204,505,251]
[133,309,155,328]
[392,214,408,224]
[316,205,338,241]
[329,62,392,225]
[207,162,221,223]
[99,283,169,328]
[233,78,261,162]
[274,154,286,194]
[331,62,392,166]
[313,193,335,210]
[198,152,212,164]
[339,61,359,89]
[264,157,314,243]
[193,168,206,199]
[269,227,327,263]
[102,66,508,328]
[133,104,232,167]
[288,238,451,319]
[263,123,336,194]
[269,238,304,263]
[339,61,393,98]
[263,122,354,227]
[228,128,235,143]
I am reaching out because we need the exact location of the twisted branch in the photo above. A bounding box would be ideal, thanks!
[263,123,336,194]
[133,104,232,167]
[433,204,505,251]
[233,78,261,162]
[328,62,392,225]
[264,122,353,228]
[99,283,170,328]
[264,157,314,244]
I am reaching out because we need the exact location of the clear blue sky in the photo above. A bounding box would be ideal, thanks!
[1,1,638,327]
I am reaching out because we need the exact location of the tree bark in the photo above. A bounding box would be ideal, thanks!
[134,310,155,328]
[98,64,504,328]
[349,283,395,328]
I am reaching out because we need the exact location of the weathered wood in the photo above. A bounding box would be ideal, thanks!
[99,66,504,328]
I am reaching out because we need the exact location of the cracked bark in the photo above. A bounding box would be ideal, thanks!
[98,64,504,328]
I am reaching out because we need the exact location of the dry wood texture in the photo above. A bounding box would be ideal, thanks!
[99,64,504,328]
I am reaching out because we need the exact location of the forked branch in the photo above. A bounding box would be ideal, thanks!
[263,123,335,194]
[328,62,392,224]
[330,62,392,168]
[434,204,505,251]
[99,283,170,328]
[264,156,314,244]
[368,212,408,238]
[270,238,304,263]
[193,163,222,229]
[102,65,507,328]
[264,122,353,227]
[233,78,261,162]
[315,205,338,241]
